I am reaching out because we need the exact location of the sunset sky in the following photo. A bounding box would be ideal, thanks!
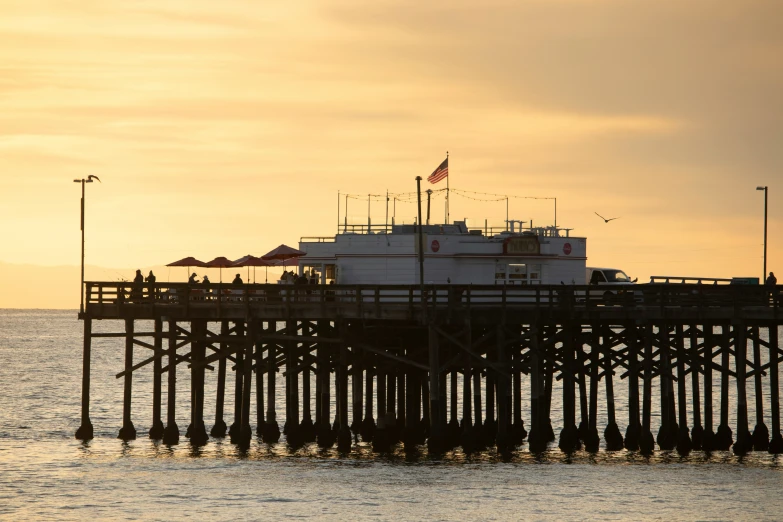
[0,0,780,308]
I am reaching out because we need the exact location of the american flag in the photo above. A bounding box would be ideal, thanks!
[427,157,448,184]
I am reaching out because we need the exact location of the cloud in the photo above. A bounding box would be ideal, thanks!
[0,0,780,304]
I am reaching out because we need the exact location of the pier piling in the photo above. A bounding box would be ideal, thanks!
[558,323,579,453]
[162,320,179,445]
[769,325,783,453]
[716,324,734,450]
[702,323,715,450]
[624,322,640,451]
[639,323,655,454]
[75,317,93,441]
[675,325,692,454]
[255,335,265,439]
[751,326,769,451]
[603,325,624,451]
[118,318,136,441]
[584,326,600,452]
[189,320,208,446]
[263,321,281,443]
[689,325,703,450]
[148,318,164,439]
[427,325,444,453]
[337,336,351,452]
[210,321,229,438]
[361,360,375,442]
[512,346,527,445]
[733,322,751,455]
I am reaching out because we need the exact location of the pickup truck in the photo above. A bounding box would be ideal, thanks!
[586,267,638,286]
[585,267,639,303]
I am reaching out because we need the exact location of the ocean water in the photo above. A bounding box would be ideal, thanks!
[1,309,782,521]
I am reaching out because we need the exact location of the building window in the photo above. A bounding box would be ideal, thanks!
[528,264,542,284]
[508,264,527,284]
[495,263,507,284]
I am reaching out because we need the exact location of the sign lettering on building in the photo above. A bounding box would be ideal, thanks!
[503,236,540,255]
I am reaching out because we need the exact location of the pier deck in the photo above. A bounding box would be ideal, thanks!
[76,282,783,455]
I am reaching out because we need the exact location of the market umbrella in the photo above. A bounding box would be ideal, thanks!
[232,255,273,283]
[262,245,305,283]
[166,256,208,281]
[272,257,300,268]
[205,256,235,283]
[271,256,305,283]
[261,244,305,261]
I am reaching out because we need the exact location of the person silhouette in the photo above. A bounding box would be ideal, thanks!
[132,269,143,300]
[189,272,199,284]
[145,271,156,300]
[202,275,211,285]
[232,273,243,285]
[766,272,777,286]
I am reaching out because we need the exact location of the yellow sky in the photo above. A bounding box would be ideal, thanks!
[1,0,781,308]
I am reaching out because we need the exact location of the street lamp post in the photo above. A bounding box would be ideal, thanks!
[757,186,768,282]
[74,175,100,316]
[73,175,100,441]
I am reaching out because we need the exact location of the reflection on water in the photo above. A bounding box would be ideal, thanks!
[64,434,783,470]
[3,435,782,520]
[1,310,783,520]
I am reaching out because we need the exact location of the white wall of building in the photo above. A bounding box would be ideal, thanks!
[300,231,587,285]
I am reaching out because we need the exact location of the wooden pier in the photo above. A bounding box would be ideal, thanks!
[75,281,783,455]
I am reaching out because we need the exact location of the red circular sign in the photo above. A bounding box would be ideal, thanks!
[431,240,440,252]
[563,243,572,255]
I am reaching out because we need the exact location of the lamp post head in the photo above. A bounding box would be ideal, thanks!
[757,186,767,191]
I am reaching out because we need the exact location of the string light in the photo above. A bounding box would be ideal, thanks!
[339,187,557,229]
[342,188,553,202]
[450,191,505,202]
[451,188,555,201]
[342,188,447,202]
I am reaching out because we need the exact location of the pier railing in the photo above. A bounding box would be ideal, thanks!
[85,281,781,315]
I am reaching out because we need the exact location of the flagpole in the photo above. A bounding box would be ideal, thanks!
[344,194,349,232]
[445,151,449,224]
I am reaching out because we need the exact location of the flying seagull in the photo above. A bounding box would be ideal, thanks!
[87,175,101,183]
[595,212,619,223]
